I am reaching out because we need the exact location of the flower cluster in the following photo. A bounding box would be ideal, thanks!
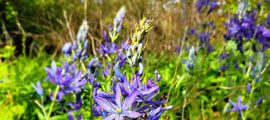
[177,1,218,54]
[224,6,270,52]
[32,6,172,120]
[228,83,265,117]
[62,20,89,61]
[195,0,218,14]
[92,18,172,120]
[96,6,126,56]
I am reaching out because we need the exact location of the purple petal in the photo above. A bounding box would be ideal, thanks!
[97,90,115,99]
[255,97,265,105]
[77,80,87,87]
[237,96,242,106]
[94,96,117,113]
[115,83,122,109]
[228,108,238,111]
[123,111,142,118]
[123,90,138,111]
[141,86,159,95]
[68,113,74,120]
[104,114,117,120]
[229,99,237,107]
[145,100,167,105]
[78,114,83,120]
[51,61,57,72]
[147,107,162,119]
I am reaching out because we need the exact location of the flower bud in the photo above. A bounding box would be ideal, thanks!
[132,53,138,67]
[83,39,88,49]
[138,63,144,76]
[77,49,83,59]
[62,42,72,54]
[73,42,78,50]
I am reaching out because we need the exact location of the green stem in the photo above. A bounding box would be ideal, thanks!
[34,100,47,118]
[46,85,60,120]
[182,72,189,120]
[241,111,245,120]
[89,84,94,120]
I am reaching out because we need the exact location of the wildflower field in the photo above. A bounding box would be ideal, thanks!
[1,0,270,119]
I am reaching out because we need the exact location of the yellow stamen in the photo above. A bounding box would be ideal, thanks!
[116,108,121,113]
[131,80,133,85]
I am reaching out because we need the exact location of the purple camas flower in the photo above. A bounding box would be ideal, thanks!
[44,66,72,85]
[96,42,120,55]
[65,71,87,93]
[255,25,270,49]
[229,96,250,112]
[94,83,142,119]
[32,80,43,96]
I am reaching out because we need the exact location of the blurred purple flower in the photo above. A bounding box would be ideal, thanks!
[228,96,250,112]
[67,94,83,112]
[32,80,43,96]
[68,112,83,120]
[247,83,251,94]
[255,97,265,105]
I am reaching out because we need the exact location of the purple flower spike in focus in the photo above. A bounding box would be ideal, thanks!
[228,96,250,112]
[32,80,43,96]
[94,83,142,120]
